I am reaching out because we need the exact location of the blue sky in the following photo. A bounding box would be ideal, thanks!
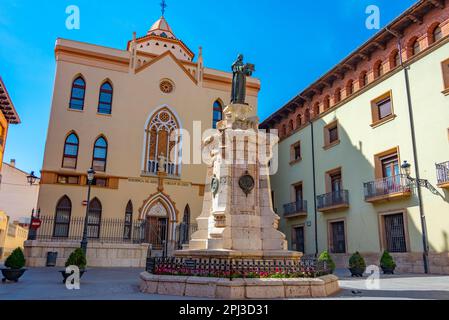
[0,0,416,174]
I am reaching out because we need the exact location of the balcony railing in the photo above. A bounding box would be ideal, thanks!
[436,161,449,186]
[143,160,179,177]
[317,190,349,211]
[283,200,308,218]
[364,174,411,201]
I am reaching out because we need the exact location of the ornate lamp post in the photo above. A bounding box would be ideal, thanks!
[80,168,95,255]
[401,160,435,274]
[26,171,39,240]
[26,171,38,186]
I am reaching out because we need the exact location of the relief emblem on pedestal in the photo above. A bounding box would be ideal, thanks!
[239,171,255,197]
[211,175,220,198]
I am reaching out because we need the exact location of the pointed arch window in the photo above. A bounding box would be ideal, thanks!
[124,201,133,240]
[62,133,79,169]
[92,137,108,172]
[87,198,102,239]
[212,100,223,129]
[145,108,181,176]
[179,205,191,246]
[53,196,72,238]
[98,81,113,114]
[69,77,86,110]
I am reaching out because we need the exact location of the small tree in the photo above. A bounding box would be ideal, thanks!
[380,251,396,269]
[5,248,26,270]
[65,248,87,270]
[318,250,336,273]
[349,252,366,270]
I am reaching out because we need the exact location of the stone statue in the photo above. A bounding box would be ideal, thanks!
[231,54,255,105]
[158,153,166,173]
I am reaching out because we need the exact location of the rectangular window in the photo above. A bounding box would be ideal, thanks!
[383,213,407,252]
[330,221,346,254]
[294,184,303,203]
[328,126,338,143]
[381,154,399,178]
[330,172,342,193]
[371,92,395,126]
[377,97,392,120]
[442,58,449,91]
[290,141,301,163]
[93,178,108,187]
[324,121,339,149]
[292,226,305,253]
[57,175,80,185]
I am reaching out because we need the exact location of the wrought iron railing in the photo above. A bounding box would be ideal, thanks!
[317,190,349,210]
[146,255,330,279]
[283,200,307,217]
[436,161,449,185]
[363,174,410,200]
[35,216,146,244]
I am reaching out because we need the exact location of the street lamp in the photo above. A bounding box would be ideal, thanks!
[26,171,38,186]
[80,168,95,255]
[401,160,433,274]
[401,160,437,193]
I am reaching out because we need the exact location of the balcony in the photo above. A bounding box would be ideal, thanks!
[283,200,308,218]
[317,190,349,212]
[436,161,449,188]
[141,160,180,178]
[364,174,411,203]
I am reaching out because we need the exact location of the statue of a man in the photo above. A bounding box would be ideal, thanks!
[158,153,166,173]
[231,54,255,105]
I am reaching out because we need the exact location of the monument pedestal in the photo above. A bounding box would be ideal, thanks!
[174,103,300,261]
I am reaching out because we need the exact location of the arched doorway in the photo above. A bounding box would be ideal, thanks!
[145,201,169,250]
[140,193,178,256]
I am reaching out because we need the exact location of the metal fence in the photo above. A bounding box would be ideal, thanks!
[35,215,198,246]
[35,215,146,243]
[363,174,410,199]
[436,161,449,185]
[146,255,330,279]
[317,190,349,210]
[283,200,308,217]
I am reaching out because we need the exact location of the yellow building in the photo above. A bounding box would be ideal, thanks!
[0,211,28,261]
[26,15,260,267]
[0,78,21,179]
[261,1,449,274]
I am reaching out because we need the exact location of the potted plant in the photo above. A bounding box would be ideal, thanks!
[60,248,87,284]
[318,250,336,274]
[348,252,366,277]
[1,247,27,283]
[380,251,396,274]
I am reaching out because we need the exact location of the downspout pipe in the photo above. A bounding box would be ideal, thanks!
[310,120,318,257]
[386,27,429,274]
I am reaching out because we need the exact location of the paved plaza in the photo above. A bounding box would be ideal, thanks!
[0,267,448,300]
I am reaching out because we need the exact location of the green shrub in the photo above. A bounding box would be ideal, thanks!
[349,252,366,270]
[5,247,26,269]
[65,248,87,269]
[380,251,396,269]
[318,250,336,273]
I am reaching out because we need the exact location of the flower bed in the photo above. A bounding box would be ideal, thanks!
[154,265,328,279]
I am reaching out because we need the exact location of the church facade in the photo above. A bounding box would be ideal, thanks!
[25,16,260,267]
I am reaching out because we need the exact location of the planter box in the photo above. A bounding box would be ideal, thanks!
[140,272,340,299]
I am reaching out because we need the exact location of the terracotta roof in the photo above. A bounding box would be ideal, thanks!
[0,77,20,124]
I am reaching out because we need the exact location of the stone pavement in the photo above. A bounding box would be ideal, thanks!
[0,267,448,300]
